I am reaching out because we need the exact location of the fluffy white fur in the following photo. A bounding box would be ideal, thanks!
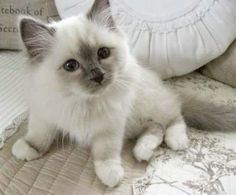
[12,0,189,187]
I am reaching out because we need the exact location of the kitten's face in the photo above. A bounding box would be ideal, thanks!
[52,17,128,96]
[20,0,129,97]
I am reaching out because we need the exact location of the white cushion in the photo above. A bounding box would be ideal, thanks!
[55,0,236,79]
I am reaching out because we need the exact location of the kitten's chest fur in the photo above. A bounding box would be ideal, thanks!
[35,92,129,146]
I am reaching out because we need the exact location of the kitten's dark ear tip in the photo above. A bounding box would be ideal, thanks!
[18,16,55,39]
[93,0,110,5]
[18,16,36,27]
[87,0,116,29]
[104,0,111,5]
[87,0,111,18]
[18,16,55,59]
[18,16,39,36]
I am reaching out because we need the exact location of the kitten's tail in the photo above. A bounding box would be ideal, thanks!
[182,98,236,131]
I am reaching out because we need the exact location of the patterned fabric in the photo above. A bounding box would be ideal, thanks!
[0,121,145,195]
[133,129,236,195]
[133,73,236,195]
[0,51,27,148]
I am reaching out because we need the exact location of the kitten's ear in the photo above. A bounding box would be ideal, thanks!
[87,0,115,29]
[19,16,55,59]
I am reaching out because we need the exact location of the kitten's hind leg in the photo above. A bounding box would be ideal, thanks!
[165,116,189,151]
[133,121,164,162]
[12,114,57,161]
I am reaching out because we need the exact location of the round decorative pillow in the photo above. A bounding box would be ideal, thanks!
[55,0,236,79]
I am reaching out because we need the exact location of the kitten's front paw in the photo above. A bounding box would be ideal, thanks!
[133,134,162,162]
[95,159,124,187]
[165,133,189,151]
[133,143,154,162]
[12,138,40,161]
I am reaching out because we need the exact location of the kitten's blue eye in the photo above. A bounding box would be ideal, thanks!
[97,47,110,59]
[63,59,80,72]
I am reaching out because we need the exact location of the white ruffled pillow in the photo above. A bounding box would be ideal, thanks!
[55,0,236,79]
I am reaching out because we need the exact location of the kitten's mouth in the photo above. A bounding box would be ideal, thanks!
[86,75,112,94]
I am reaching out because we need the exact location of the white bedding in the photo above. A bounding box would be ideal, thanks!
[0,51,27,148]
[134,128,236,195]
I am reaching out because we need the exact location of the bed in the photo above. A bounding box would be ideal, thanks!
[1,51,236,195]
[0,51,27,148]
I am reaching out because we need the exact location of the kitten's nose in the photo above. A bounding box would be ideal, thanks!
[90,68,104,84]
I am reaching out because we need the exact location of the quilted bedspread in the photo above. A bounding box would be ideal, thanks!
[0,121,145,195]
[1,51,236,195]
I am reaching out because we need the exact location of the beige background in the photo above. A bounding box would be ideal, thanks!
[0,0,59,50]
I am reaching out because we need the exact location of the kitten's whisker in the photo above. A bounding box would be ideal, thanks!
[114,80,130,89]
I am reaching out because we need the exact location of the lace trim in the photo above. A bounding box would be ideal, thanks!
[0,112,28,149]
[112,0,229,33]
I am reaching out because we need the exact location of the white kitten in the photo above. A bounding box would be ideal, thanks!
[12,0,235,188]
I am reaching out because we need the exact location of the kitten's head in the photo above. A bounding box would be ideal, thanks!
[19,0,131,97]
